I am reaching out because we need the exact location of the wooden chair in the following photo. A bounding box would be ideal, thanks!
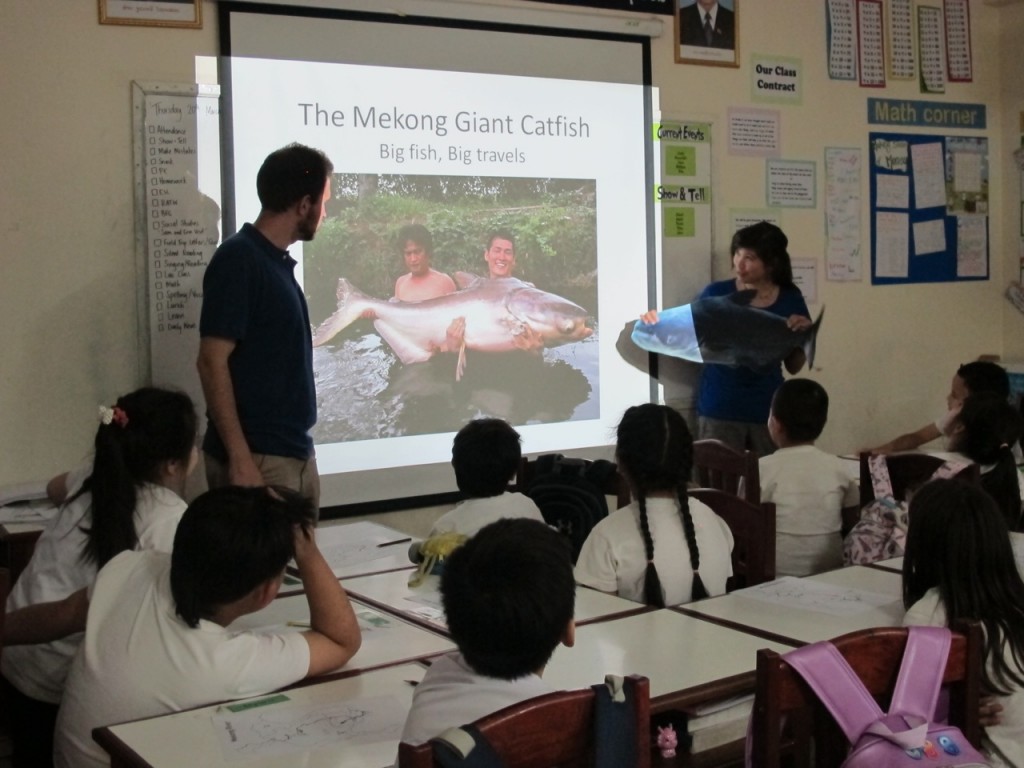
[690,488,776,590]
[692,439,761,504]
[397,675,651,768]
[748,623,983,768]
[857,452,980,509]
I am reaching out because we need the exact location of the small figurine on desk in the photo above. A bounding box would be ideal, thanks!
[657,723,678,758]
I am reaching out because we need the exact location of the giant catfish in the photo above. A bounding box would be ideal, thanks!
[630,290,824,368]
[312,274,594,380]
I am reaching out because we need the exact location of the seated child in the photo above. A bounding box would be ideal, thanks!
[869,360,1009,454]
[902,479,1024,767]
[427,418,544,537]
[6,486,362,768]
[1,387,197,767]
[760,379,859,576]
[574,403,734,607]
[399,517,575,747]
[946,391,1024,531]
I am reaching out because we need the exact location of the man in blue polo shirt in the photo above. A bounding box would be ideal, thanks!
[197,144,332,510]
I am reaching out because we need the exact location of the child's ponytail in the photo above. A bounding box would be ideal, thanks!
[79,388,197,567]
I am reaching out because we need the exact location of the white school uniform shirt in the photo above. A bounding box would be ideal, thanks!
[54,550,311,768]
[2,469,185,704]
[903,590,1024,768]
[399,652,552,748]
[428,492,545,538]
[574,497,733,606]
[758,445,859,577]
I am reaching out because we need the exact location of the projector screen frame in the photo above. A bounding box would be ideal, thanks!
[217,1,659,514]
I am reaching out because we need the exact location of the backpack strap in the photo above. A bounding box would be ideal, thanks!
[867,454,895,500]
[929,460,970,481]
[889,626,951,720]
[782,641,884,743]
[592,675,637,768]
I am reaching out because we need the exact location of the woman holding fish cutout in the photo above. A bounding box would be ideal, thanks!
[638,222,813,457]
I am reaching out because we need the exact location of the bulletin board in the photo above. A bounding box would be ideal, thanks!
[869,131,989,285]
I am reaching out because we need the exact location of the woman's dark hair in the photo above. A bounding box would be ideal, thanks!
[171,486,315,628]
[903,479,1024,695]
[75,387,196,567]
[950,392,1023,531]
[615,403,706,608]
[730,221,794,289]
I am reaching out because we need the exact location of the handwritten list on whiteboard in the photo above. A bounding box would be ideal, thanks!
[133,82,220,407]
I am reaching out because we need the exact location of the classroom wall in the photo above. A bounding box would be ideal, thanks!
[2,0,1022,492]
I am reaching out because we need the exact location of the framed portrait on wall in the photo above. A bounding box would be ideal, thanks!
[675,0,739,67]
[99,0,202,29]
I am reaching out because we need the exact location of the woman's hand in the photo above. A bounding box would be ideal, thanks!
[786,314,812,331]
[640,309,659,325]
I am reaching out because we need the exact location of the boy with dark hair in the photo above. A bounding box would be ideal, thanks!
[427,418,544,537]
[869,360,1010,455]
[399,518,576,746]
[7,486,361,768]
[760,379,859,576]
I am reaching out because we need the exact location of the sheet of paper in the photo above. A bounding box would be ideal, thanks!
[874,211,909,278]
[875,173,909,209]
[911,142,946,210]
[0,501,58,525]
[872,139,908,173]
[825,147,862,281]
[213,694,406,761]
[953,151,982,193]
[827,0,857,80]
[956,216,988,278]
[886,0,915,80]
[913,219,946,256]
[314,521,412,570]
[735,576,898,617]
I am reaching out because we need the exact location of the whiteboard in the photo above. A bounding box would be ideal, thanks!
[131,81,221,411]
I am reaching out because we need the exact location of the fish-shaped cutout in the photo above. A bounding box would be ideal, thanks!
[631,290,824,368]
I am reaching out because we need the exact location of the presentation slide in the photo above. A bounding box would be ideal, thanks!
[220,9,656,506]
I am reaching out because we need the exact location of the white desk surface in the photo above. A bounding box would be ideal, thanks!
[343,570,648,634]
[544,609,791,710]
[96,662,426,768]
[677,565,905,646]
[229,595,454,673]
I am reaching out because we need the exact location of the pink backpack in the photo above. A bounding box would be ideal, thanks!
[774,627,989,767]
[843,456,968,565]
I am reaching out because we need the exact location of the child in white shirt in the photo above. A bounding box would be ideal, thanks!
[760,379,858,576]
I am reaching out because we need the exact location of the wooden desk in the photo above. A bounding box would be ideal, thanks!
[96,662,427,768]
[543,609,792,713]
[870,556,903,573]
[344,570,649,635]
[0,521,45,586]
[228,595,455,674]
[676,566,904,647]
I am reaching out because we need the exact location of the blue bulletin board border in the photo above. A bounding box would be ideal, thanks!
[869,131,989,285]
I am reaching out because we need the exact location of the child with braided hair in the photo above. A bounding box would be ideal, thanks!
[2,387,198,767]
[574,403,734,607]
